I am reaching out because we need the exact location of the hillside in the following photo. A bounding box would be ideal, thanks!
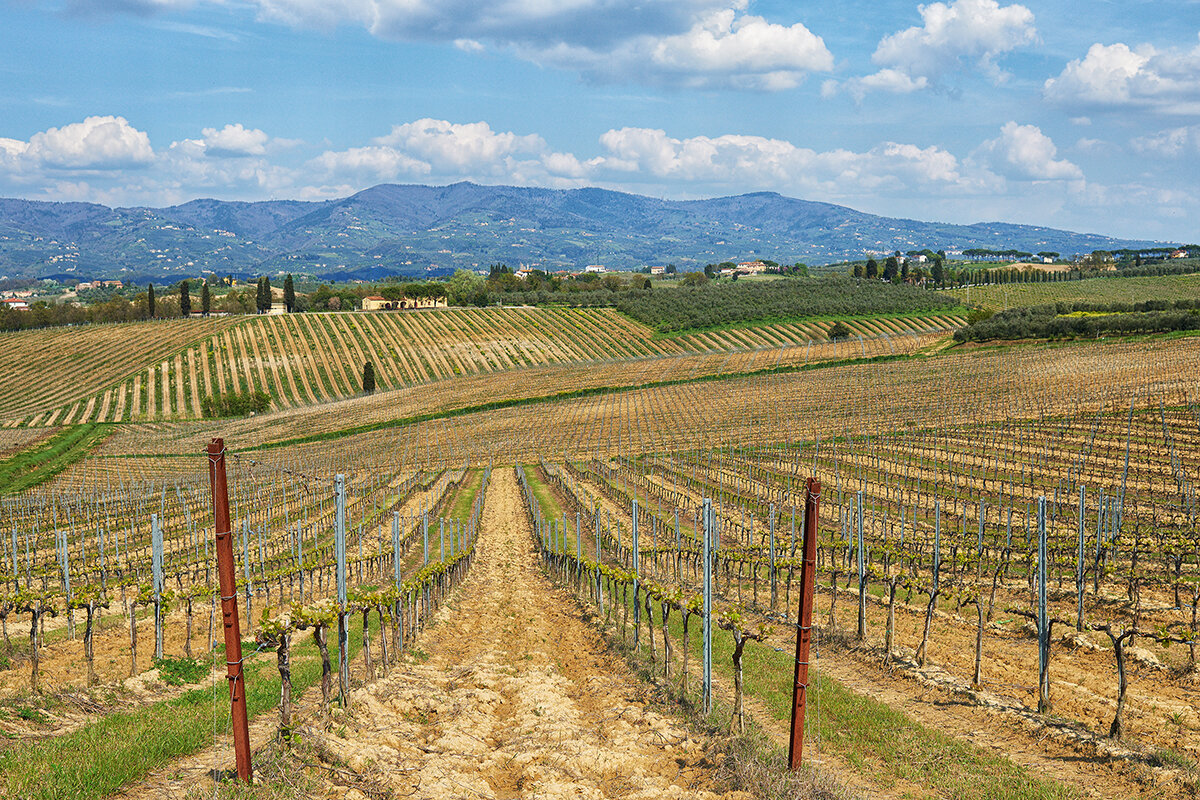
[0,307,964,426]
[0,183,1167,281]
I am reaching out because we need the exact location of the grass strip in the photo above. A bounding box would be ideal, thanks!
[0,618,374,800]
[0,424,112,495]
[598,577,1076,799]
[522,466,565,521]
[445,469,484,523]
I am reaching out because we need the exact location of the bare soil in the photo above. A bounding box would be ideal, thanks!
[302,467,749,799]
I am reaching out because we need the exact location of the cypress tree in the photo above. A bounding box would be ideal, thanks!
[362,361,376,393]
[284,274,295,313]
[201,280,211,316]
[147,283,155,318]
[179,280,191,317]
[882,256,898,282]
[865,258,879,279]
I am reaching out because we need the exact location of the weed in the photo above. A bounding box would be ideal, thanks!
[153,656,209,687]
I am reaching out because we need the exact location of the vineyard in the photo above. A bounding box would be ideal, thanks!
[949,272,1200,313]
[2,300,1200,798]
[0,306,963,427]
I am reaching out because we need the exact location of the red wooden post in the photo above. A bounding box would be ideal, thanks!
[788,477,821,770]
[208,438,253,782]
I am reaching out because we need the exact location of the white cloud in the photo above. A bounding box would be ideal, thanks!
[453,38,484,53]
[22,116,154,170]
[519,8,832,90]
[201,123,271,157]
[71,0,828,90]
[372,119,545,172]
[972,121,1082,181]
[829,68,930,101]
[593,126,1000,197]
[309,146,432,183]
[641,9,832,89]
[1044,37,1200,115]
[831,0,1035,96]
[309,119,594,189]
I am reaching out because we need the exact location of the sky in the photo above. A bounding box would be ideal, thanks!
[0,0,1198,242]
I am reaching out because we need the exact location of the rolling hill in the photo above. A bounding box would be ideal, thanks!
[0,182,1168,281]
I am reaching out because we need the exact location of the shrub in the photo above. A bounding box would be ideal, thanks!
[199,390,272,418]
[827,321,852,340]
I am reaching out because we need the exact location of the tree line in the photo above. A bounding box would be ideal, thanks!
[616,275,958,333]
[954,298,1200,342]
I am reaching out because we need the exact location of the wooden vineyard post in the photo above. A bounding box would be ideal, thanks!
[789,477,821,771]
[207,438,252,783]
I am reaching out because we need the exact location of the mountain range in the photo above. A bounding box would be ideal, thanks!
[0,182,1168,282]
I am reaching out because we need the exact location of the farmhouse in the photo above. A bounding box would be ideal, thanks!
[362,296,394,311]
[649,266,666,276]
[361,295,448,311]
[2,298,30,311]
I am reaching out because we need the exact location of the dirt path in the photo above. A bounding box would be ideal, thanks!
[307,468,749,799]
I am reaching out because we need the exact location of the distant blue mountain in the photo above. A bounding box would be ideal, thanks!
[0,182,1167,281]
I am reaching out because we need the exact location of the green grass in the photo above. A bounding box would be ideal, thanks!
[0,613,379,800]
[0,424,112,495]
[153,656,210,687]
[444,469,484,523]
[949,273,1200,313]
[596,573,1076,800]
[522,467,565,521]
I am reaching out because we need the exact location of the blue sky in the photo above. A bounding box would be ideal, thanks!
[1,0,1198,242]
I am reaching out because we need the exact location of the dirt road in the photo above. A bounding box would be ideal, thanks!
[308,467,749,799]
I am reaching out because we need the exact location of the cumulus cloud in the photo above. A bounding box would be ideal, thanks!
[309,119,591,190]
[972,121,1082,181]
[17,116,155,170]
[828,0,1035,97]
[593,126,999,197]
[67,0,829,90]
[201,123,270,157]
[0,117,303,205]
[1044,37,1200,115]
[372,119,545,172]
[508,7,832,89]
[636,9,833,89]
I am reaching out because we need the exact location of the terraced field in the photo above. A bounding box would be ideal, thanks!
[4,307,964,426]
[0,317,239,426]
